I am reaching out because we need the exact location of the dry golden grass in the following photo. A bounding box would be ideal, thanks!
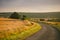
[0,18,41,40]
[0,18,24,38]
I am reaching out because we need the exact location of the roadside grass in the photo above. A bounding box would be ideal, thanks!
[20,25,41,39]
[0,18,42,40]
[45,22,60,31]
[53,23,60,31]
[4,23,41,40]
[18,23,42,40]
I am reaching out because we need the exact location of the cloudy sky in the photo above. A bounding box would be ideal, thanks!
[0,0,60,12]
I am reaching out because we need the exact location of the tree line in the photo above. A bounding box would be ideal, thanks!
[9,12,29,20]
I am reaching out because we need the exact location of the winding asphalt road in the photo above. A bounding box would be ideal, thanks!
[25,22,60,40]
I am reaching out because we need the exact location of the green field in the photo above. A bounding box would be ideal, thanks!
[46,22,60,31]
[0,12,60,18]
[53,23,60,31]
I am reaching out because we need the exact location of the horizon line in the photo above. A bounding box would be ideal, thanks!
[0,11,60,13]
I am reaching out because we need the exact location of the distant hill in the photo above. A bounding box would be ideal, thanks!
[0,12,60,18]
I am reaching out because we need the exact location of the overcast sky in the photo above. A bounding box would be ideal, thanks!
[0,0,60,12]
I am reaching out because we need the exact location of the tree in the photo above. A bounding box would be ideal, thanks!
[9,12,20,19]
[21,15,27,20]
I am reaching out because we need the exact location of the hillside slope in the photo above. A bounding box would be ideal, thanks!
[0,18,41,40]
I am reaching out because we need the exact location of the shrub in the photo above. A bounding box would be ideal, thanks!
[9,12,20,19]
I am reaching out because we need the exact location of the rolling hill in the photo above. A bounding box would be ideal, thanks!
[0,12,60,18]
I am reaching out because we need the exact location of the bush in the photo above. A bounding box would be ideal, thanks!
[9,12,20,19]
[21,15,29,20]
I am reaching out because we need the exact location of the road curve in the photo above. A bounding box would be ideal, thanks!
[25,22,60,40]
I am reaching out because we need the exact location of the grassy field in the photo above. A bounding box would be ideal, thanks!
[0,23,41,40]
[53,22,60,31]
[0,12,60,18]
[18,23,42,40]
[0,18,42,40]
[45,22,60,31]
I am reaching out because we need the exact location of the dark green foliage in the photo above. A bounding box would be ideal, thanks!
[9,12,20,19]
[21,15,27,20]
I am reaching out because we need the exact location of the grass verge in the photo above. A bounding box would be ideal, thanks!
[2,23,41,40]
